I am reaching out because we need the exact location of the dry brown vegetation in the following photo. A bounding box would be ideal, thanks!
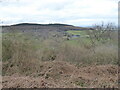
[2,23,118,88]
[2,61,118,88]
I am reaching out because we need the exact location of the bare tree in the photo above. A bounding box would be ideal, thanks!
[88,22,117,42]
[86,22,117,53]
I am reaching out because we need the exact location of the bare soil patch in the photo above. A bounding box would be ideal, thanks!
[2,61,118,88]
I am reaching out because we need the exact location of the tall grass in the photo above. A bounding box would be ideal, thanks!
[2,32,118,75]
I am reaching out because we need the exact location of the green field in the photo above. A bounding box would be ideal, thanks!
[66,30,87,36]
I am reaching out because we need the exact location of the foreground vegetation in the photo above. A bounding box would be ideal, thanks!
[2,22,118,88]
[2,32,118,75]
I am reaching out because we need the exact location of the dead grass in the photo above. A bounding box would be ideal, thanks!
[2,61,118,88]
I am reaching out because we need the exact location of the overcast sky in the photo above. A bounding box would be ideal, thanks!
[0,0,119,26]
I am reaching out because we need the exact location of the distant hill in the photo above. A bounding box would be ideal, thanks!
[2,23,92,33]
[11,23,73,27]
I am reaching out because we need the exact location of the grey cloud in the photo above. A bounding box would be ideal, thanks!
[0,0,118,26]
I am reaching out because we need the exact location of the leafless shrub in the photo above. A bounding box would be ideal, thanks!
[86,22,117,53]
